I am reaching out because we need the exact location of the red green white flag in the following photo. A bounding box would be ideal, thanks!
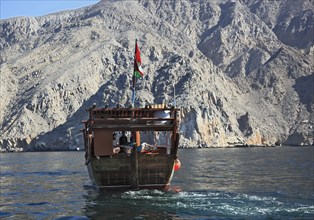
[132,40,143,105]
[133,41,144,80]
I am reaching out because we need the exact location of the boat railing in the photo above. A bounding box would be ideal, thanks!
[90,107,179,119]
[82,107,179,131]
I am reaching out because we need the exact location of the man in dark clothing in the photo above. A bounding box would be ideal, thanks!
[119,131,128,145]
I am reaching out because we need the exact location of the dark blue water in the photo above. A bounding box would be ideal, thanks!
[1,147,313,219]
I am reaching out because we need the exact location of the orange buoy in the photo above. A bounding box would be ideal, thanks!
[174,158,181,171]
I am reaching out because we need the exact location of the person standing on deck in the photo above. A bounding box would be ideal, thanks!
[119,131,128,145]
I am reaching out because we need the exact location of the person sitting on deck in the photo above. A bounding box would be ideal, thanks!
[119,131,128,145]
[141,142,157,152]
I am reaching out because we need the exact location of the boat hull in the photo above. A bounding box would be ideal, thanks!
[87,152,175,189]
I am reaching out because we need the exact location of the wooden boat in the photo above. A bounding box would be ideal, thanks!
[82,105,181,189]
[82,40,181,189]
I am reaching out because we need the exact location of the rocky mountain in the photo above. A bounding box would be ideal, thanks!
[0,0,313,152]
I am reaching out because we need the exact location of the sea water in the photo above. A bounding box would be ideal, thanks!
[0,147,313,219]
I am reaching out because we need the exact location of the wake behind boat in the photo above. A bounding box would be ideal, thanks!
[82,40,181,189]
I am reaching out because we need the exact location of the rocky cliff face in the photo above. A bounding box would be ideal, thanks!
[0,0,313,151]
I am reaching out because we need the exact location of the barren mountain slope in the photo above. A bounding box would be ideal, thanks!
[0,0,313,151]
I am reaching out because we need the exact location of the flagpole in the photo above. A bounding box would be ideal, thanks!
[173,83,176,107]
[132,86,135,107]
[132,39,137,107]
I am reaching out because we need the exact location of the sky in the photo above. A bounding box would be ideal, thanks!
[0,0,99,19]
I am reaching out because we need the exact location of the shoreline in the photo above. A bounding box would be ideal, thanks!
[1,144,313,153]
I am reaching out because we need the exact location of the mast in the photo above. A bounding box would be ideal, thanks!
[173,83,176,107]
[132,39,137,107]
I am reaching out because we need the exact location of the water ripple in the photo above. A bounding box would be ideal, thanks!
[1,148,313,219]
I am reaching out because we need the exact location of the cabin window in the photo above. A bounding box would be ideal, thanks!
[109,131,173,155]
[153,131,172,148]
[140,131,172,154]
